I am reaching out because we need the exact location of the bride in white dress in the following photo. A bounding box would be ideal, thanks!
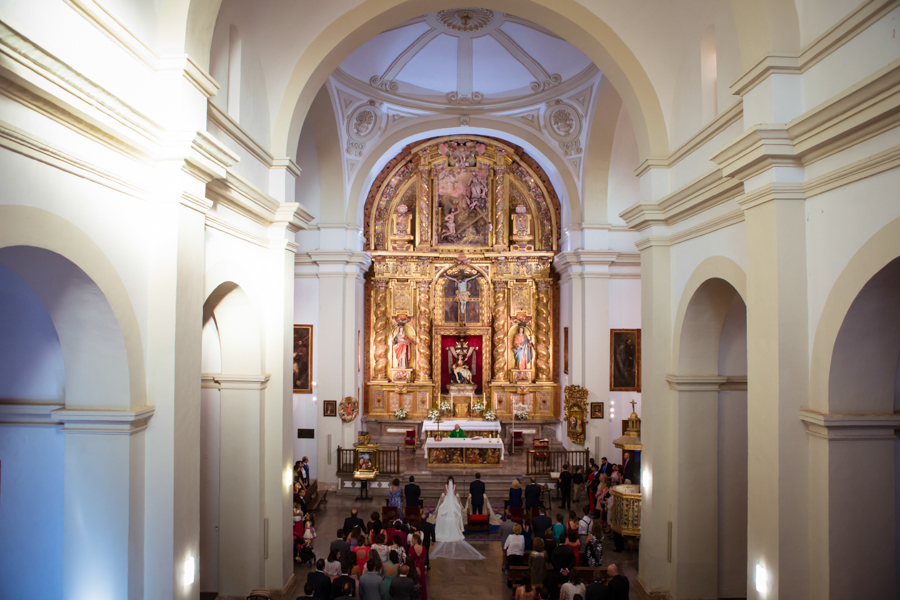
[429,476,485,560]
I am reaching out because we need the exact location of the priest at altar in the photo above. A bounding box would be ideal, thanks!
[449,424,465,438]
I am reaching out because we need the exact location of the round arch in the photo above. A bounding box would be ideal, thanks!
[203,260,267,374]
[671,256,747,375]
[350,119,573,232]
[810,215,900,413]
[270,0,669,162]
[0,205,146,407]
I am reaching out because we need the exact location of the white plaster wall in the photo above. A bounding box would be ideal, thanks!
[293,276,320,480]
[0,424,64,598]
[295,118,323,225]
[607,106,640,226]
[0,263,65,402]
[608,277,642,464]
[199,319,222,593]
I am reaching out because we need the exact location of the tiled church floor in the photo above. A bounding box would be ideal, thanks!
[294,495,641,600]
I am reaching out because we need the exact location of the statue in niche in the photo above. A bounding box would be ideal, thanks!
[391,319,416,369]
[512,325,534,370]
[447,335,476,384]
[393,203,412,238]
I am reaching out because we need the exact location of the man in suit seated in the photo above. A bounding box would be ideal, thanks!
[306,559,332,600]
[607,564,630,600]
[584,569,609,600]
[524,477,542,511]
[470,472,486,514]
[389,565,417,600]
[342,508,366,537]
[404,476,421,511]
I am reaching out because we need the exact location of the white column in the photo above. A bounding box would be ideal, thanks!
[59,407,154,600]
[214,374,270,596]
[666,376,726,599]
[554,251,614,451]
[304,250,370,487]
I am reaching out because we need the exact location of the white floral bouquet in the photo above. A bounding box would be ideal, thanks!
[483,410,497,421]
[427,409,441,421]
[513,403,529,421]
[394,407,408,420]
[439,400,452,413]
[471,400,485,413]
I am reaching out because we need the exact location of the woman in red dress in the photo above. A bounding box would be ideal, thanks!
[410,533,428,600]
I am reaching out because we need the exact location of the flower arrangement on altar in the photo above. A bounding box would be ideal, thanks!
[394,407,408,420]
[513,403,530,421]
[471,400,485,414]
[427,409,442,421]
[439,400,452,413]
[483,410,497,421]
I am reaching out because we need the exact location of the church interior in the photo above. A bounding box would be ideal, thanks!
[0,1,898,599]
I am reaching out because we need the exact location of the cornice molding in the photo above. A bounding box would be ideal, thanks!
[208,100,275,168]
[736,182,805,211]
[205,214,270,249]
[805,143,900,198]
[56,405,155,435]
[666,374,728,392]
[800,409,900,440]
[272,202,314,233]
[730,0,900,97]
[0,402,64,425]
[0,21,164,141]
[206,170,280,226]
[181,191,214,215]
[621,168,744,231]
[0,119,147,199]
[65,0,218,97]
[183,129,239,183]
[202,374,271,390]
[634,208,745,251]
[295,250,373,278]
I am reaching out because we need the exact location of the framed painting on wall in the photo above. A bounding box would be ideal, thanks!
[610,329,641,392]
[591,402,604,419]
[293,325,313,393]
[323,400,337,417]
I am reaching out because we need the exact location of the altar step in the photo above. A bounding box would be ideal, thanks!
[334,470,560,503]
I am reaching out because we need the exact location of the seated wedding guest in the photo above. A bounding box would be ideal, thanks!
[559,570,585,600]
[584,570,608,600]
[382,550,400,600]
[325,549,342,579]
[529,537,547,590]
[564,530,580,566]
[306,559,332,600]
[607,564,629,600]
[515,574,537,600]
[355,535,371,573]
[509,479,524,508]
[358,558,382,600]
[302,582,316,598]
[504,523,526,567]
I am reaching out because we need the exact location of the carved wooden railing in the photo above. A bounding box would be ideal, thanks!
[526,448,590,475]
[336,446,401,475]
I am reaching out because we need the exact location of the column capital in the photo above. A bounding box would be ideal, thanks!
[296,250,372,279]
[202,374,271,390]
[53,405,156,435]
[799,409,900,440]
[665,374,728,392]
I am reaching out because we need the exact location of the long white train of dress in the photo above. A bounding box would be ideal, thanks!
[429,481,485,560]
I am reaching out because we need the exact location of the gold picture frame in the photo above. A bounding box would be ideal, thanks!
[293,325,313,393]
[323,400,337,417]
[610,329,641,392]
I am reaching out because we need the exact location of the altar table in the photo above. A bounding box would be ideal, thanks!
[422,419,502,438]
[424,437,505,467]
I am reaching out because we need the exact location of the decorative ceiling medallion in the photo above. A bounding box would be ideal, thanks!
[346,100,382,156]
[437,8,493,32]
[544,100,583,156]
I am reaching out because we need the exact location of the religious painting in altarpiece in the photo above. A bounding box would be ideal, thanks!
[363,136,561,421]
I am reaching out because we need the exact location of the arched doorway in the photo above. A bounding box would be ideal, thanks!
[670,271,748,599]
[200,281,267,598]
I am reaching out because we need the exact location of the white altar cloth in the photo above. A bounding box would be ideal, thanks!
[422,419,501,435]
[424,437,505,461]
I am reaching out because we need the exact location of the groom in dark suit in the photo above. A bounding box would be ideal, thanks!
[404,476,421,511]
[469,472,486,514]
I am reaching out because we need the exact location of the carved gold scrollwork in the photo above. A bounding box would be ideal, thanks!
[493,148,507,251]
[492,280,508,381]
[418,149,431,247]
[564,385,589,445]
[417,281,432,382]
[535,280,551,381]
[373,280,389,380]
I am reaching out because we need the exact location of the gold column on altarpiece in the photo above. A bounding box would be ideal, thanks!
[492,280,508,381]
[416,280,432,381]
[535,279,552,382]
[372,280,389,380]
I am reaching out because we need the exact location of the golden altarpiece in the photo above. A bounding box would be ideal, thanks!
[364,136,560,421]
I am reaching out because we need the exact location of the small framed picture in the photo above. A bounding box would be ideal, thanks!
[323,400,337,417]
[591,402,604,419]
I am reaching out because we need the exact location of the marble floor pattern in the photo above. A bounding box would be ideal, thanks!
[294,495,641,600]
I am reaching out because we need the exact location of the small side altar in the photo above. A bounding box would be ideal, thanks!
[425,437,505,467]
[422,419,501,438]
